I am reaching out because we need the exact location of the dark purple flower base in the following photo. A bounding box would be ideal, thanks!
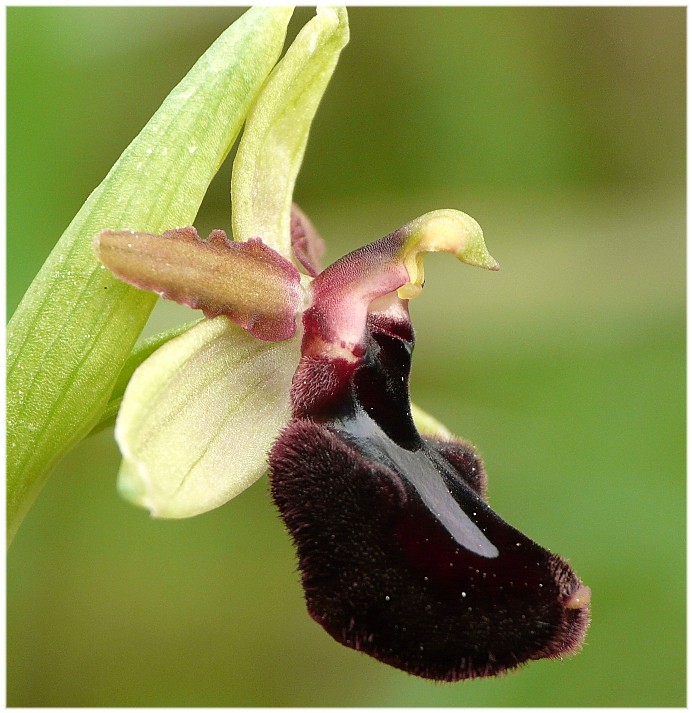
[269,303,589,681]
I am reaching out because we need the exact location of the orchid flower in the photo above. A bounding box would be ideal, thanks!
[94,6,590,681]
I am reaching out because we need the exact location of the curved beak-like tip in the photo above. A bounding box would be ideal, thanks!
[460,248,500,272]
[486,255,501,272]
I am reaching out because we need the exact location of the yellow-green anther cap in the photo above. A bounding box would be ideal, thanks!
[397,209,499,300]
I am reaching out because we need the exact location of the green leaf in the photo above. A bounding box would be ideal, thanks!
[116,317,300,519]
[6,6,294,545]
[232,6,349,259]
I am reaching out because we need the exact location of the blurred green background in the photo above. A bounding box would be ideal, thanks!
[7,6,685,707]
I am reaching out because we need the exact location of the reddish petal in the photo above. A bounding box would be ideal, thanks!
[290,204,326,277]
[95,227,303,341]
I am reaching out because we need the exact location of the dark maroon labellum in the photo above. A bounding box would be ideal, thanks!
[269,228,589,681]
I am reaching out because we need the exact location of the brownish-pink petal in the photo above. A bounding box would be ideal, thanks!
[95,227,302,341]
[290,204,326,277]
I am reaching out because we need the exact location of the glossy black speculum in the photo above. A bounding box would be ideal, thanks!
[269,309,589,682]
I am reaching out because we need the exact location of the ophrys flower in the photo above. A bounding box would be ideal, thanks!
[94,5,590,682]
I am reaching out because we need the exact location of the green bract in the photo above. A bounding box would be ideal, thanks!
[6,7,294,544]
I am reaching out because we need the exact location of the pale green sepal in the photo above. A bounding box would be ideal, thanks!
[90,320,203,437]
[6,7,293,545]
[410,402,454,440]
[232,7,349,259]
[116,317,301,518]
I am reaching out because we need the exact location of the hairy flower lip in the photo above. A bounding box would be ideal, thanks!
[270,412,590,681]
[565,584,592,610]
[270,256,590,680]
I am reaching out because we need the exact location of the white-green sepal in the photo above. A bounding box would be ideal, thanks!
[116,317,300,518]
[411,402,454,440]
[231,7,349,259]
